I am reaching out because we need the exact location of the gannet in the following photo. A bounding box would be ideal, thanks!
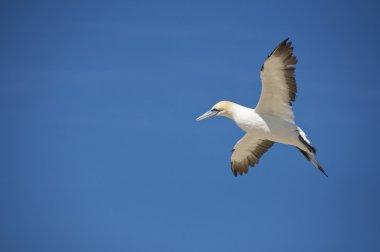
[196,38,327,177]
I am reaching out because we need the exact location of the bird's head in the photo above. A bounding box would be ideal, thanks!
[196,101,235,121]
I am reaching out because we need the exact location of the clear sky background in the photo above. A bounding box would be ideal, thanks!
[1,0,379,251]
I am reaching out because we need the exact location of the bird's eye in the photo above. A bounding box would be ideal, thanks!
[211,108,220,112]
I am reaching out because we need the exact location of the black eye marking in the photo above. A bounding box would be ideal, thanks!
[211,108,221,112]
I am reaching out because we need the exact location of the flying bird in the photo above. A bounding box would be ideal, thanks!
[196,38,327,177]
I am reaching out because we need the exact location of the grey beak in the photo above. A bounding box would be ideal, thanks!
[196,110,218,121]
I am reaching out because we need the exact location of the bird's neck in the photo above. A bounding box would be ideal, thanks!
[224,103,252,120]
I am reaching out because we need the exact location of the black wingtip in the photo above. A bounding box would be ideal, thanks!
[278,38,290,48]
[296,147,328,178]
[267,38,291,59]
[320,168,329,177]
[231,163,237,177]
[317,164,328,177]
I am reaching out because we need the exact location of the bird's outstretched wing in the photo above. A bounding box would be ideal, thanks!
[231,134,274,176]
[256,38,298,122]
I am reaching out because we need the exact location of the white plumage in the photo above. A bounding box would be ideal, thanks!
[196,38,327,177]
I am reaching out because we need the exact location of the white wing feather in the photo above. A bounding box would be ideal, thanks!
[256,38,298,123]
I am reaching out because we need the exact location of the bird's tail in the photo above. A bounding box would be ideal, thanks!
[296,147,328,177]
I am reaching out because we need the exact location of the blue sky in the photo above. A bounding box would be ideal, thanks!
[1,0,379,251]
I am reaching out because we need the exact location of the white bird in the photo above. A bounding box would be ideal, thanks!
[196,38,327,177]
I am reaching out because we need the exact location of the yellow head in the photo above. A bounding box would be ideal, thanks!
[196,101,235,121]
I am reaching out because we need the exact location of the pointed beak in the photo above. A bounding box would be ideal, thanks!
[196,110,218,121]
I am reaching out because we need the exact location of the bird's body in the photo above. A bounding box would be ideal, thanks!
[196,38,327,177]
[228,103,304,148]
